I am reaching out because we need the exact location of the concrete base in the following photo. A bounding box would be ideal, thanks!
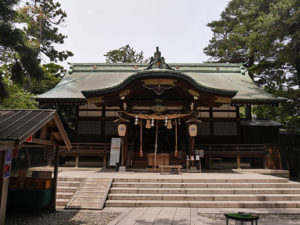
[232,169,289,179]
[118,166,126,172]
[189,167,199,172]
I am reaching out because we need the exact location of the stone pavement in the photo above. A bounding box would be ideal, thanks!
[105,207,300,225]
[54,169,300,224]
[56,169,288,180]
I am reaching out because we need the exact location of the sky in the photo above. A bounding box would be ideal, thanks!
[56,0,230,66]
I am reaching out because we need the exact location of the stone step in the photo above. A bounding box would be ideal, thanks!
[58,177,85,182]
[67,202,101,209]
[80,185,108,189]
[105,200,300,208]
[56,199,69,207]
[57,181,82,187]
[112,182,300,189]
[75,191,105,197]
[56,192,74,199]
[108,193,300,201]
[77,188,105,192]
[113,178,289,183]
[57,186,78,193]
[110,187,300,194]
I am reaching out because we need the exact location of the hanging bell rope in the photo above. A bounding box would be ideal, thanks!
[124,112,192,120]
[139,121,143,157]
[175,119,178,158]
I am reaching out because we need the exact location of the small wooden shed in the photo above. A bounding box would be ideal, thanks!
[0,109,71,225]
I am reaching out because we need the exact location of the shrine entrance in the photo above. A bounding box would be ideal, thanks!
[80,48,237,169]
[37,47,284,171]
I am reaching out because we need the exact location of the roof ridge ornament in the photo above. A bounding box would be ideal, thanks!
[145,47,173,70]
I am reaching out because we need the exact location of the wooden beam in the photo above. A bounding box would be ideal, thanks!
[49,146,58,212]
[30,138,58,146]
[214,96,232,104]
[53,114,72,150]
[87,96,104,104]
[142,79,177,85]
[0,141,15,151]
[20,144,45,148]
[0,151,9,225]
[50,132,62,142]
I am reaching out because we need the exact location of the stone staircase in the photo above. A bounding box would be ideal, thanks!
[56,177,85,207]
[66,178,112,209]
[106,177,300,208]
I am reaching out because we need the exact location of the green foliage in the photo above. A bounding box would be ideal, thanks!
[253,88,300,132]
[104,44,144,63]
[28,63,63,95]
[204,0,300,87]
[239,106,246,118]
[0,77,38,109]
[0,0,71,110]
[18,0,73,62]
[204,0,300,132]
[0,0,43,95]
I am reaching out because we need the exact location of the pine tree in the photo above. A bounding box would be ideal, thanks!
[104,44,144,63]
[204,0,300,130]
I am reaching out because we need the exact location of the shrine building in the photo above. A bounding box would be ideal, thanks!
[37,47,284,170]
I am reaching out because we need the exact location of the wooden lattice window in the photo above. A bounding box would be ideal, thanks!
[197,122,210,136]
[77,121,101,135]
[213,122,237,136]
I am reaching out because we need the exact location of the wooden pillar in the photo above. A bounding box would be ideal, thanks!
[236,145,240,169]
[50,146,58,212]
[245,105,252,119]
[264,156,268,169]
[237,155,241,169]
[101,107,106,136]
[208,145,212,169]
[103,155,107,168]
[189,137,195,156]
[75,156,79,167]
[123,132,128,167]
[0,151,9,225]
[121,137,124,166]
[264,145,269,169]
[236,106,242,143]
[209,107,214,136]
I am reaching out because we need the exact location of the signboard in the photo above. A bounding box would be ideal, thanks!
[3,164,11,178]
[199,150,204,158]
[3,150,12,178]
[109,138,121,166]
[5,150,12,163]
[44,146,54,160]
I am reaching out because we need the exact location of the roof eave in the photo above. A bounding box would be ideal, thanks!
[232,97,286,105]
[82,70,238,98]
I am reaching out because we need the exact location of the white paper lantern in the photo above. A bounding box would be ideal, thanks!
[188,124,197,137]
[118,124,127,137]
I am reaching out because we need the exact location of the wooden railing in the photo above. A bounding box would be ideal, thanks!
[193,144,268,169]
[195,144,266,156]
[60,142,110,156]
[58,143,281,169]
[59,142,110,167]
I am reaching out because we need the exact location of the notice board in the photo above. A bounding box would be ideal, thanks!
[109,138,121,166]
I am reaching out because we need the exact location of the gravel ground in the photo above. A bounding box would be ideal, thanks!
[6,210,121,225]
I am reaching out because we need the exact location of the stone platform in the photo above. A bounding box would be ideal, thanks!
[55,170,300,209]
